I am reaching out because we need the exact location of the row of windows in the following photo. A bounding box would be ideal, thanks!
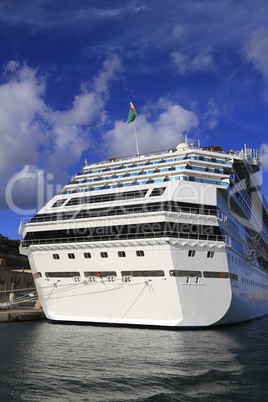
[170,270,238,280]
[24,222,224,245]
[33,270,268,288]
[32,201,217,223]
[61,175,228,195]
[227,254,249,267]
[65,189,149,206]
[76,155,232,177]
[187,250,215,258]
[52,250,215,260]
[42,270,237,280]
[61,188,165,206]
[53,250,145,259]
[52,187,163,208]
[241,276,268,289]
[70,165,228,187]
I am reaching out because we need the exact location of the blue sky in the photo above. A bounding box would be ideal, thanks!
[1,0,268,239]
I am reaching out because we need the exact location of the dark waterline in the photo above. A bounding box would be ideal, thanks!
[0,317,268,401]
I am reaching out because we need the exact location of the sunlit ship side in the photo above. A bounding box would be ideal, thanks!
[19,143,268,327]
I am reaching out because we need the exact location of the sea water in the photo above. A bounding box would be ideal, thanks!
[0,317,267,401]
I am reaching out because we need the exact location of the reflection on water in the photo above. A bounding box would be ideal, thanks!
[0,317,267,401]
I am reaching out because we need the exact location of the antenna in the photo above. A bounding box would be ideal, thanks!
[184,133,188,144]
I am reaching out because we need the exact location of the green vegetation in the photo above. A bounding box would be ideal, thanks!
[0,234,20,255]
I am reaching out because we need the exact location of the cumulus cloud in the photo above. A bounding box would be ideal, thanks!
[104,98,199,157]
[0,62,46,173]
[244,27,268,78]
[0,56,122,212]
[171,49,214,75]
[204,98,220,130]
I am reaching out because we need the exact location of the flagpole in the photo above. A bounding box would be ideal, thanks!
[133,120,140,156]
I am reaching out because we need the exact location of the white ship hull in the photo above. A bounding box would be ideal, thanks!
[24,242,268,328]
[19,143,268,328]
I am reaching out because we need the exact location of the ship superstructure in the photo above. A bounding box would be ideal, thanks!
[19,143,268,327]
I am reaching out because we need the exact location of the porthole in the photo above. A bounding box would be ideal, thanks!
[207,251,214,258]
[188,250,196,257]
[53,254,60,260]
[68,253,75,259]
[118,251,126,257]
[84,253,91,259]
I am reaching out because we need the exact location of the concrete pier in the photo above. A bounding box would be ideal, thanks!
[0,307,45,323]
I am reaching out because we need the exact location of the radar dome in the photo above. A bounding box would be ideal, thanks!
[176,143,190,150]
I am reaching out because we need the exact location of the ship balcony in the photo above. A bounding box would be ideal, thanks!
[18,204,218,227]
[18,217,33,236]
[20,231,230,251]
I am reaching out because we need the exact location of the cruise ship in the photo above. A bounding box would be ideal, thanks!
[19,142,268,328]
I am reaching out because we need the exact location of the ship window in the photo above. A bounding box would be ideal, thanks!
[118,251,126,257]
[84,271,116,278]
[188,250,196,257]
[66,189,148,206]
[23,221,223,245]
[136,250,145,257]
[203,271,229,278]
[51,199,67,208]
[84,253,91,259]
[53,254,60,260]
[100,252,108,258]
[230,273,238,281]
[150,187,166,197]
[207,251,214,258]
[169,270,202,277]
[68,253,75,259]
[45,271,80,278]
[121,270,164,277]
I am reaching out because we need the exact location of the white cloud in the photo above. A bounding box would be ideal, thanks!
[93,54,122,94]
[0,63,47,173]
[244,27,268,78]
[171,49,214,75]
[104,99,198,157]
[170,52,188,75]
[0,56,122,211]
[191,50,214,72]
[204,98,220,130]
[260,143,268,171]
